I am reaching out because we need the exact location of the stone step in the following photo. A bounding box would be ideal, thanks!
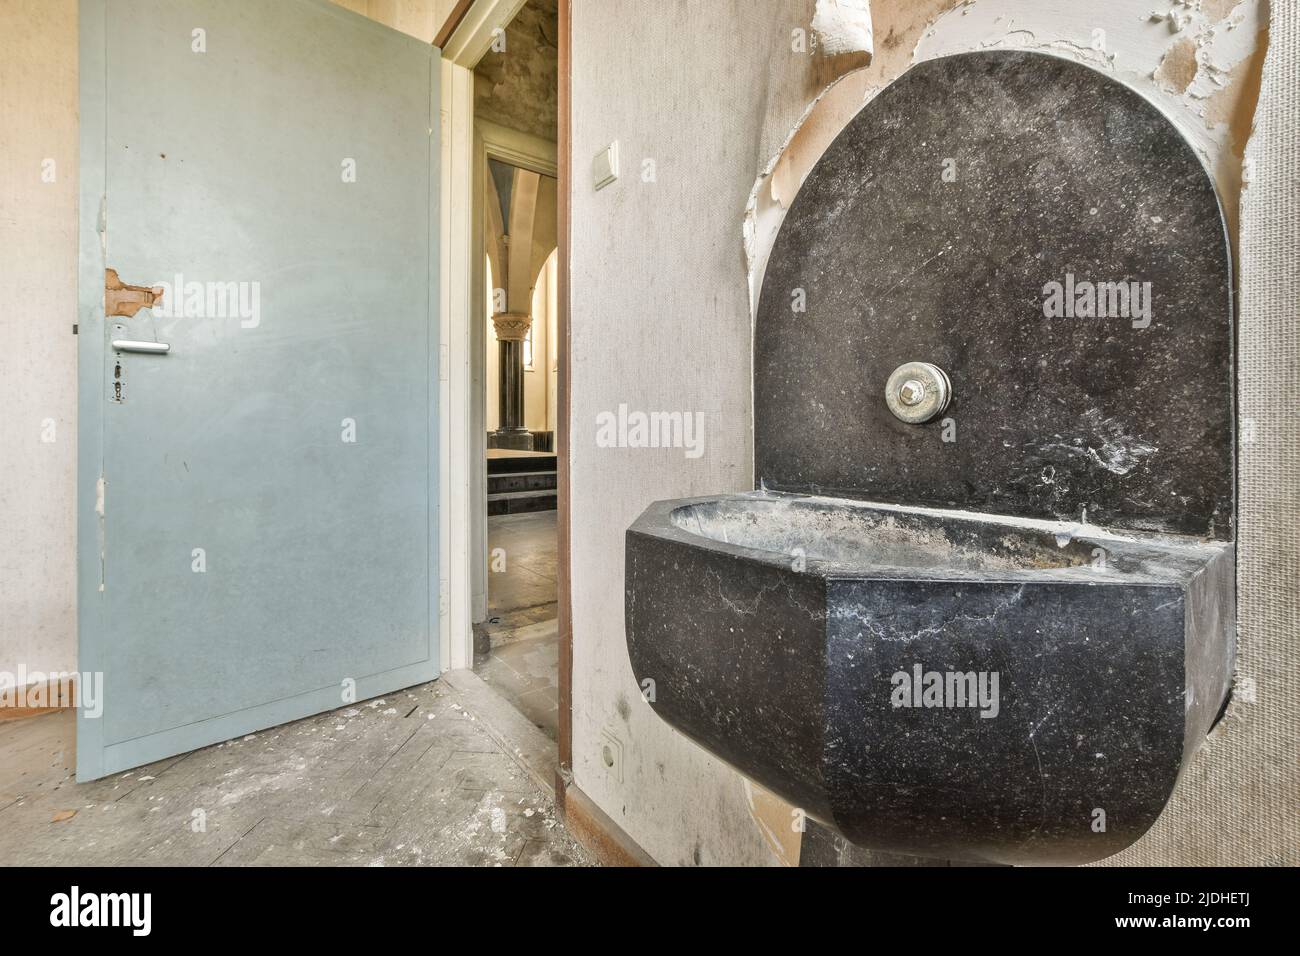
[487,453,557,476]
[488,470,557,495]
[488,489,557,516]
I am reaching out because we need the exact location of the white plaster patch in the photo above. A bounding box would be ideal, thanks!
[812,0,874,56]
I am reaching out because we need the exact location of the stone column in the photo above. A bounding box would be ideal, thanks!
[490,311,534,451]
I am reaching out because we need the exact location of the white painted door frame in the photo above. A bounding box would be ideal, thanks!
[437,0,531,669]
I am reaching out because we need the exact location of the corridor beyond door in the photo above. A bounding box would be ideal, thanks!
[473,0,561,751]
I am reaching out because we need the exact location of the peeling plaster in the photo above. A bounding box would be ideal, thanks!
[742,76,861,314]
[1155,35,1201,92]
[910,0,1267,229]
[744,0,966,315]
[744,0,1269,316]
[812,0,875,56]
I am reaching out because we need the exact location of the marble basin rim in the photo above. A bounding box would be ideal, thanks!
[624,490,1235,865]
[656,490,1225,584]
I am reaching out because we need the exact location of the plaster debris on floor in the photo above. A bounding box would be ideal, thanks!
[0,679,588,868]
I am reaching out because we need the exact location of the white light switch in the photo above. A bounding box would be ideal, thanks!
[593,141,619,191]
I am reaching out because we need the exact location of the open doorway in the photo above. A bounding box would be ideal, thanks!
[467,0,561,744]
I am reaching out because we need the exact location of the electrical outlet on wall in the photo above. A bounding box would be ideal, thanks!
[599,727,624,783]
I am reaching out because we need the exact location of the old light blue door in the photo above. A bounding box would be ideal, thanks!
[77,0,440,780]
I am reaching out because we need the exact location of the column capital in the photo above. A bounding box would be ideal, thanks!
[491,311,532,341]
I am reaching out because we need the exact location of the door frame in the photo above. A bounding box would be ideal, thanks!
[556,0,573,784]
[75,0,109,777]
[436,0,572,773]
[436,0,525,672]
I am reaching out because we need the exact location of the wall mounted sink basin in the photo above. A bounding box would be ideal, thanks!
[624,50,1236,865]
[626,492,1234,865]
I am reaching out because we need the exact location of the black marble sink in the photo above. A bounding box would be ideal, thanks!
[623,50,1235,865]
[625,492,1234,865]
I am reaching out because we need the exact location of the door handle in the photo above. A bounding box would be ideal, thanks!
[111,340,170,354]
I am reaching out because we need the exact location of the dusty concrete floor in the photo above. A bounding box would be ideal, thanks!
[0,676,588,867]
[485,511,558,615]
[476,511,559,740]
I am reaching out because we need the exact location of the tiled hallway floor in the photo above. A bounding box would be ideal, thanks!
[0,677,588,867]
[475,511,559,740]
